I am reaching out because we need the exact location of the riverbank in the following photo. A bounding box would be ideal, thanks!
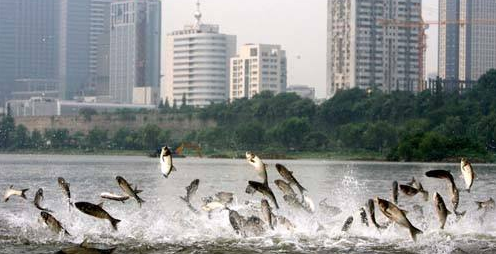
[1,149,493,163]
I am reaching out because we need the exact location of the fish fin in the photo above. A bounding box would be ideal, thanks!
[110,218,121,230]
[64,230,71,236]
[172,166,177,172]
[9,185,13,189]
[447,210,452,215]
[97,202,104,208]
[400,209,409,215]
[409,226,423,242]
[163,174,168,178]
[21,189,29,199]
[466,189,471,193]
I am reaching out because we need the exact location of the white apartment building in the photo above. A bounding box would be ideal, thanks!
[326,0,422,98]
[230,44,287,100]
[161,2,236,107]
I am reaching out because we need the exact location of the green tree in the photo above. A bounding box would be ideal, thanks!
[44,129,70,149]
[270,117,310,151]
[30,129,45,150]
[13,124,29,149]
[0,106,15,149]
[87,128,108,149]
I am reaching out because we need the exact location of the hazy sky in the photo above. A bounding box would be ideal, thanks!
[162,0,439,98]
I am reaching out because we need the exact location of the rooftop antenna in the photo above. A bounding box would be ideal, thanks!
[194,0,202,28]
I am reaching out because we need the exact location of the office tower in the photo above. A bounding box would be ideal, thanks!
[109,0,161,104]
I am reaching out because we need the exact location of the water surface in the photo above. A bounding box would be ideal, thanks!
[0,155,495,253]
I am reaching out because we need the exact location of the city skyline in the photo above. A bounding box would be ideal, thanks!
[162,0,439,98]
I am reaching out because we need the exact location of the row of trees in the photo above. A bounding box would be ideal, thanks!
[1,69,496,161]
[0,117,171,152]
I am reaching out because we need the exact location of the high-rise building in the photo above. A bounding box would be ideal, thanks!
[230,44,287,100]
[439,0,496,83]
[162,1,236,107]
[109,0,161,104]
[0,0,112,103]
[326,0,422,98]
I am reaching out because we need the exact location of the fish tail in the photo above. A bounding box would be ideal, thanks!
[409,226,423,242]
[138,197,145,208]
[64,230,71,236]
[455,210,467,218]
[21,189,29,199]
[466,188,471,193]
[110,217,121,230]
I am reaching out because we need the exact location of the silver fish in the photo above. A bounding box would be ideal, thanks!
[75,202,121,230]
[275,164,307,198]
[100,192,130,203]
[425,170,462,214]
[55,240,116,254]
[376,197,422,241]
[40,211,70,236]
[367,199,387,229]
[160,146,177,178]
[433,192,451,229]
[275,215,295,231]
[460,158,475,192]
[248,181,279,209]
[274,179,297,197]
[116,176,145,208]
[3,185,28,202]
[261,199,274,230]
[392,181,399,204]
[246,152,268,185]
[34,188,52,212]
[180,179,200,204]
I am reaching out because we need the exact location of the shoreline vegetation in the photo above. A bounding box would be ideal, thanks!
[1,69,496,163]
[0,149,491,163]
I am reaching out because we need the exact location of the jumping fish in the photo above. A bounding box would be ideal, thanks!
[376,198,423,241]
[392,181,399,204]
[246,152,268,185]
[460,158,475,192]
[248,181,279,209]
[180,179,200,204]
[57,177,72,206]
[433,192,451,229]
[319,198,342,216]
[367,199,387,229]
[34,188,53,212]
[40,211,70,236]
[160,146,177,178]
[261,199,274,230]
[425,170,462,214]
[275,164,307,199]
[274,179,297,197]
[116,176,145,208]
[100,192,130,203]
[3,185,28,202]
[75,202,121,230]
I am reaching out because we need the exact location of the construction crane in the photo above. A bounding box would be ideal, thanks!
[378,18,496,91]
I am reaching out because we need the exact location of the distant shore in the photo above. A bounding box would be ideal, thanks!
[0,149,492,163]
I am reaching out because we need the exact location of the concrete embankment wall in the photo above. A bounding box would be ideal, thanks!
[14,114,215,138]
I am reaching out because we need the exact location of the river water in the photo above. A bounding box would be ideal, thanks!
[0,154,495,253]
